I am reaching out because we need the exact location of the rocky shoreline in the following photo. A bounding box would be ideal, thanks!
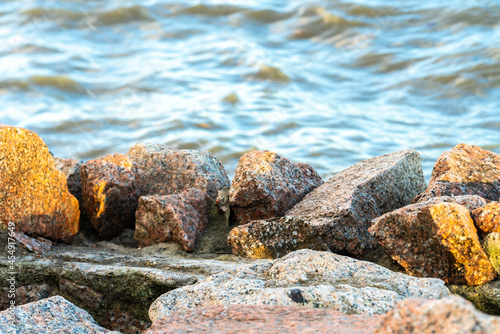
[1,125,500,333]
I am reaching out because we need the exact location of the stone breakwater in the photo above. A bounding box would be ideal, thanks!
[1,125,500,333]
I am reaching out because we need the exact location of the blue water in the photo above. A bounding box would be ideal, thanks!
[1,0,499,180]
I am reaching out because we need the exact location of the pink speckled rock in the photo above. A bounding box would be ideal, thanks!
[81,153,139,240]
[414,144,500,203]
[135,188,212,251]
[145,305,380,334]
[472,202,500,237]
[0,296,119,333]
[229,150,323,225]
[375,295,500,334]
[13,231,52,254]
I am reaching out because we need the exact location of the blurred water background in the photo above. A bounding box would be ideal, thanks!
[1,0,499,180]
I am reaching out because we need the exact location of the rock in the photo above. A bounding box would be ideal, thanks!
[473,202,500,237]
[0,285,50,310]
[134,188,212,251]
[13,231,52,254]
[374,295,500,334]
[228,150,426,258]
[81,153,139,240]
[414,144,500,203]
[0,296,119,333]
[149,249,449,321]
[448,280,500,315]
[369,201,496,285]
[0,125,80,243]
[146,305,381,334]
[229,150,323,225]
[483,232,500,275]
[54,157,83,203]
[128,143,231,252]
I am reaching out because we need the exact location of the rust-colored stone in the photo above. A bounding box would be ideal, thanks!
[230,150,323,225]
[0,125,79,243]
[145,305,380,334]
[228,150,426,259]
[414,144,500,203]
[134,188,211,251]
[374,295,500,334]
[81,153,139,240]
[472,202,500,237]
[369,201,497,285]
[54,157,82,204]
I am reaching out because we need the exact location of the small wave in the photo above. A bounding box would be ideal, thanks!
[29,75,82,92]
[20,8,86,24]
[96,5,152,26]
[244,9,292,23]
[173,4,243,17]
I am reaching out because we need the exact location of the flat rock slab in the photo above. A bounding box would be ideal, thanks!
[146,305,380,334]
[81,153,140,240]
[0,296,120,333]
[228,150,426,258]
[370,201,496,285]
[473,202,500,237]
[128,143,231,252]
[375,295,500,334]
[229,150,323,225]
[135,188,212,251]
[13,231,52,254]
[149,249,449,321]
[414,144,500,203]
[0,125,80,243]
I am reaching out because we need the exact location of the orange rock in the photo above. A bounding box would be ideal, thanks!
[0,125,79,243]
[414,144,500,202]
[370,202,496,285]
[472,202,500,237]
[81,153,139,240]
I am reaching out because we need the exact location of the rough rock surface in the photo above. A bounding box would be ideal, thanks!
[375,295,500,334]
[149,249,449,321]
[449,280,500,315]
[370,201,496,285]
[0,285,50,311]
[13,231,52,254]
[135,188,212,251]
[54,156,83,203]
[229,150,323,225]
[0,125,80,243]
[146,305,380,334]
[483,232,500,275]
[473,202,500,237]
[128,143,231,252]
[0,296,119,333]
[81,153,139,240]
[228,150,426,258]
[414,144,500,203]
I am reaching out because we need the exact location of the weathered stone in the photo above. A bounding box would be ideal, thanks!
[414,144,500,203]
[146,305,380,334]
[81,153,139,240]
[374,295,500,334]
[0,296,119,333]
[473,202,500,237]
[0,125,80,243]
[149,249,449,321]
[0,285,50,310]
[103,308,149,334]
[59,278,103,311]
[135,188,212,251]
[54,157,83,203]
[13,231,52,254]
[449,280,500,315]
[230,150,323,225]
[128,143,231,252]
[483,232,500,275]
[228,150,426,258]
[370,201,497,285]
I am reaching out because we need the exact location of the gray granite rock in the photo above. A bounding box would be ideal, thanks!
[0,296,120,333]
[149,249,449,321]
[228,150,426,258]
